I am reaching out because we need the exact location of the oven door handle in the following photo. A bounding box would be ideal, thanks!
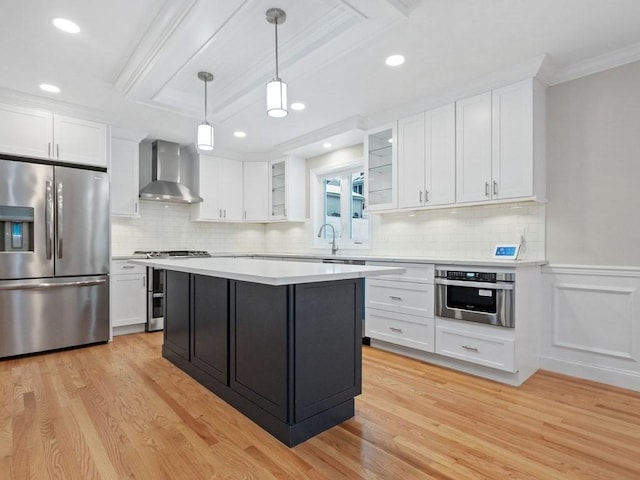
[434,278,514,290]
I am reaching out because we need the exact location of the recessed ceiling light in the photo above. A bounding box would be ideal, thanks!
[385,54,405,67]
[387,138,393,143]
[52,18,80,34]
[234,131,247,138]
[40,84,60,93]
[323,142,332,149]
[291,102,305,111]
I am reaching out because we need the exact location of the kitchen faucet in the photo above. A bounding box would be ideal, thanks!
[317,223,338,255]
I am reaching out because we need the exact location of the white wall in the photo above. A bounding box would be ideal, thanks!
[546,60,640,266]
[542,60,640,391]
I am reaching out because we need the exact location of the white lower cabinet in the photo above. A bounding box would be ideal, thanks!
[367,310,434,352]
[110,261,147,331]
[365,261,540,385]
[435,318,515,372]
[366,279,433,318]
[365,262,435,353]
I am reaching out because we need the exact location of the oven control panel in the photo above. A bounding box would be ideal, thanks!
[445,271,497,282]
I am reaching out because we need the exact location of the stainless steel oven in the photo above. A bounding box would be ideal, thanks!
[147,266,165,332]
[134,250,211,332]
[435,268,515,328]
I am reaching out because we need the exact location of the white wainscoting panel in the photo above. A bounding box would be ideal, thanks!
[542,265,640,391]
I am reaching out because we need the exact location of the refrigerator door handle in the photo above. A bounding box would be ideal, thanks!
[0,278,107,291]
[56,181,63,259]
[45,181,54,259]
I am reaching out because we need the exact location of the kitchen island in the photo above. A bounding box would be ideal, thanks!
[131,257,403,446]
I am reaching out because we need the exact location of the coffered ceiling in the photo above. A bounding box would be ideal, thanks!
[1,0,640,159]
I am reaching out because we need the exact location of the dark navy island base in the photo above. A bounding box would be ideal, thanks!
[161,271,363,447]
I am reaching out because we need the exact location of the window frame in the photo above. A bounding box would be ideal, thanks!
[310,160,371,251]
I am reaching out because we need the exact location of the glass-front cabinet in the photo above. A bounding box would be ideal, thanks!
[270,160,287,218]
[365,124,397,212]
[269,156,305,221]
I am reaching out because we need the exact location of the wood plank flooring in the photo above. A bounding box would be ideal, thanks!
[1,332,639,479]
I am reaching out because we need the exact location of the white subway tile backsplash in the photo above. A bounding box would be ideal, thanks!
[261,202,546,260]
[111,201,545,260]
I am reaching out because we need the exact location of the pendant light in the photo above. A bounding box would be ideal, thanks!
[266,8,287,118]
[197,71,214,150]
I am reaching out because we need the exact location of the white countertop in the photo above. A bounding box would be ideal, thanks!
[114,252,546,267]
[129,257,405,286]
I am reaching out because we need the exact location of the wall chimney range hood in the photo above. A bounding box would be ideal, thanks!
[139,140,202,204]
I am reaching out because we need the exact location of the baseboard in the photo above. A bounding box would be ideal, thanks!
[541,356,640,392]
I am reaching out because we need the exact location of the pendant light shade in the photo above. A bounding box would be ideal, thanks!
[197,122,214,150]
[267,78,287,118]
[197,71,214,150]
[266,8,288,118]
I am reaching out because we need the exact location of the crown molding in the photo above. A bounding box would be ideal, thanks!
[0,87,112,124]
[276,116,365,154]
[114,0,199,96]
[548,42,640,86]
[383,0,422,17]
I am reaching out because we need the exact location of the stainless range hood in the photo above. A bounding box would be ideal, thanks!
[139,140,203,204]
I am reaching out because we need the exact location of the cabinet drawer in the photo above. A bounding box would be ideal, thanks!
[435,325,515,372]
[366,279,433,317]
[366,309,434,352]
[111,260,146,275]
[366,262,433,283]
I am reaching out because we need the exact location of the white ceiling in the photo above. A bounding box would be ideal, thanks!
[2,0,640,159]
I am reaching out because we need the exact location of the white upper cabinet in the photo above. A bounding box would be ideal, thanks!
[0,104,107,167]
[492,79,536,200]
[0,104,52,158]
[192,155,243,221]
[365,124,397,212]
[110,137,140,216]
[220,158,243,221]
[456,92,493,203]
[456,78,544,204]
[243,161,269,222]
[398,104,455,209]
[398,113,425,209]
[269,156,305,221]
[53,115,108,167]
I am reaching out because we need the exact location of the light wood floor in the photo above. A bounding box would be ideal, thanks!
[1,333,639,479]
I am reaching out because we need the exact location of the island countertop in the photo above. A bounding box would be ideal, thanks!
[130,257,405,285]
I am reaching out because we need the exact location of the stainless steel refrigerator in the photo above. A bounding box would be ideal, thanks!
[0,156,110,358]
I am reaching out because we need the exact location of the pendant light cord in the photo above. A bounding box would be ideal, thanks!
[274,17,279,80]
[203,78,208,121]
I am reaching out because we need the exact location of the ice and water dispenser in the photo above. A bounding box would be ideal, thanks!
[0,206,34,252]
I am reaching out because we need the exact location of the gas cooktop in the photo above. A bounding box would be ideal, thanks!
[134,250,211,259]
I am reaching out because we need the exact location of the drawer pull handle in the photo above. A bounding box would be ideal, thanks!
[122,265,135,269]
[389,327,403,333]
[389,295,402,301]
[462,345,479,352]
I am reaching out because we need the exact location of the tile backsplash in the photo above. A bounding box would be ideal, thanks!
[111,201,265,255]
[112,201,545,260]
[264,202,546,260]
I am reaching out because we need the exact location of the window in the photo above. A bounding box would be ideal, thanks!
[311,161,370,249]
